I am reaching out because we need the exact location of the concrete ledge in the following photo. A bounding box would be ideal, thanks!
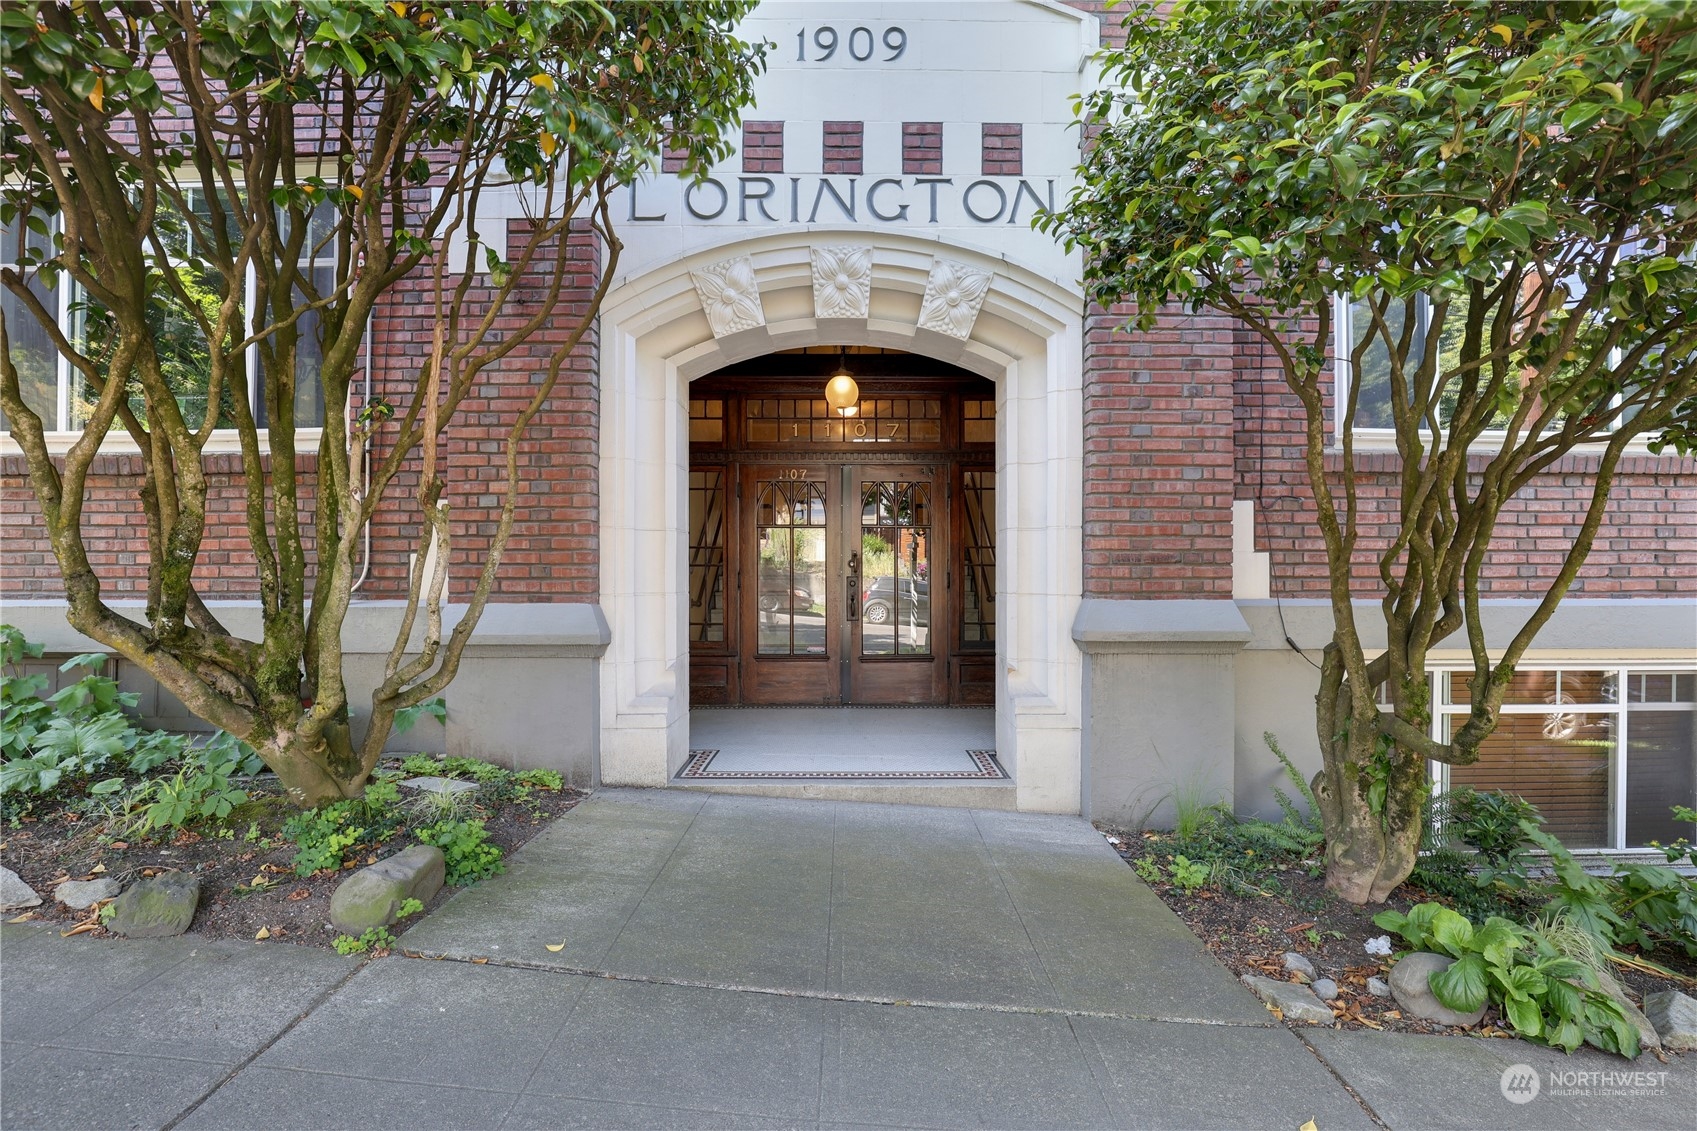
[1237,598,1697,656]
[1072,598,1252,653]
[0,599,611,657]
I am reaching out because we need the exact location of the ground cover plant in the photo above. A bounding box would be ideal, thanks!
[1101,741,1696,1052]
[1046,0,1697,903]
[1,630,581,949]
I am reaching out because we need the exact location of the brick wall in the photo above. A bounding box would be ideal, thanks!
[823,121,864,175]
[1083,304,1239,596]
[1233,351,1697,597]
[741,121,784,174]
[981,124,1023,176]
[0,217,603,605]
[902,122,943,176]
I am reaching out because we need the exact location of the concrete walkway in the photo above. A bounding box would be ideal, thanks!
[2,789,1691,1130]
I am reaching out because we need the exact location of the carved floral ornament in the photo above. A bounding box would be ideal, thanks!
[810,245,871,320]
[690,254,766,337]
[917,258,994,340]
[689,249,996,342]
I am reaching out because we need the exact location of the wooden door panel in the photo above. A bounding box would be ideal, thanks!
[738,466,839,705]
[848,465,947,705]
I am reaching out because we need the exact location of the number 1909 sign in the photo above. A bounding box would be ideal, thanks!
[795,25,907,62]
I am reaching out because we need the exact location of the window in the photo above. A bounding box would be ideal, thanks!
[1336,292,1628,442]
[0,190,329,436]
[1435,666,1696,850]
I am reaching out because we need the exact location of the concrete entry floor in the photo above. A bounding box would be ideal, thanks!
[683,706,1012,805]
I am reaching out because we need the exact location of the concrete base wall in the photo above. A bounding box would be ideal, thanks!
[0,600,608,785]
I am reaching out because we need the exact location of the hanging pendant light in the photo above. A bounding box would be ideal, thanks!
[824,352,860,417]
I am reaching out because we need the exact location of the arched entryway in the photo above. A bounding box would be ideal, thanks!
[596,231,1083,813]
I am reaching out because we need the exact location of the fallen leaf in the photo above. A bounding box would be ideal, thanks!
[287,888,311,902]
[251,874,269,887]
[110,842,128,849]
[255,927,271,940]
[1383,1010,1402,1020]
[471,957,488,965]
[1285,922,1316,934]
[1300,1121,1318,1131]
[141,868,159,877]
[7,913,36,923]
[544,939,567,952]
[61,922,99,938]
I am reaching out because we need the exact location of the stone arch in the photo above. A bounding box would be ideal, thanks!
[597,229,1083,813]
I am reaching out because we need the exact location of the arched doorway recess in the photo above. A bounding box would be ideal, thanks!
[597,231,1083,813]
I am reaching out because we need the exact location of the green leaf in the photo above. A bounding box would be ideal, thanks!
[1503,994,1542,1037]
[1428,953,1488,1013]
[1429,908,1474,956]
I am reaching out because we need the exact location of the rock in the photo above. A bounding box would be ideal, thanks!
[329,844,445,935]
[53,878,122,910]
[106,873,200,938]
[399,776,478,796]
[1311,977,1339,1001]
[1365,976,1392,998]
[1643,990,1697,1051]
[1388,952,1486,1027]
[1241,974,1336,1024]
[0,866,41,910]
[1593,967,1659,1053]
[1281,951,1316,982]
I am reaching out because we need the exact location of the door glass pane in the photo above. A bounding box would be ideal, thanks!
[1447,712,1614,848]
[1622,696,1690,845]
[860,480,930,657]
[755,479,827,656]
[960,470,995,645]
[689,469,726,643]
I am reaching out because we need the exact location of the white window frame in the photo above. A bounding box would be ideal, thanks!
[0,188,331,454]
[1425,662,1697,853]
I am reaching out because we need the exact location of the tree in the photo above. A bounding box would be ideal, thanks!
[1041,0,1697,901]
[0,1,765,806]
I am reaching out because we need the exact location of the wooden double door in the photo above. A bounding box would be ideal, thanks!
[689,459,995,707]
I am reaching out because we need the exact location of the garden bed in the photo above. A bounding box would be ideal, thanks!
[1,762,583,951]
[1099,823,1697,1055]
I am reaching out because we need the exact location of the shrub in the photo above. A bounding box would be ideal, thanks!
[416,818,504,885]
[1374,902,1640,1058]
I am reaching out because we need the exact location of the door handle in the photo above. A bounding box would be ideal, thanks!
[846,553,859,621]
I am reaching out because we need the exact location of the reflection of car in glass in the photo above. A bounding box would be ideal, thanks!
[862,577,929,625]
[758,574,814,613]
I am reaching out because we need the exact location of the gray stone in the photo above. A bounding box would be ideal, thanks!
[1281,950,1315,982]
[1365,975,1392,998]
[0,865,41,910]
[1240,974,1336,1024]
[53,877,121,910]
[1592,966,1659,1052]
[399,775,478,795]
[1388,951,1486,1027]
[106,873,200,938]
[1311,977,1339,1001]
[1643,989,1697,1051]
[329,844,445,935]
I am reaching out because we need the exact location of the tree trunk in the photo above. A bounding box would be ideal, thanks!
[258,725,365,809]
[1316,702,1430,904]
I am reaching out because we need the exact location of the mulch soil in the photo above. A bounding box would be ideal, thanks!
[1097,825,1696,1057]
[1,770,583,950]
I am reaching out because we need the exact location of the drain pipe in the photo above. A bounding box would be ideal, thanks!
[349,311,374,593]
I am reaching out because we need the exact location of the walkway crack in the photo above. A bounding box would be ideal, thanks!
[394,946,1280,1029]
[159,958,368,1131]
[1294,1029,1393,1131]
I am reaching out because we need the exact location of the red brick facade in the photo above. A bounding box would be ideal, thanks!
[901,122,943,176]
[981,124,1023,176]
[741,121,784,174]
[823,121,864,175]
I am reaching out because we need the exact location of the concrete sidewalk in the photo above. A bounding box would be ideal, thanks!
[2,789,1691,1130]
